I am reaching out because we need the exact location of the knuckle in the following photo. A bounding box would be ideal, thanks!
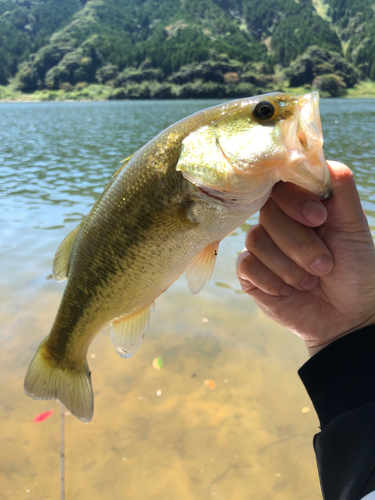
[237,251,259,282]
[259,198,276,220]
[283,268,308,288]
[238,276,256,293]
[245,224,267,251]
[289,234,318,264]
[236,250,250,274]
[262,278,280,295]
[243,253,260,275]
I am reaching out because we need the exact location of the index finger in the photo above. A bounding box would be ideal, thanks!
[270,161,360,230]
[271,181,328,228]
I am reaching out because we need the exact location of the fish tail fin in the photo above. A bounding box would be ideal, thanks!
[24,338,93,423]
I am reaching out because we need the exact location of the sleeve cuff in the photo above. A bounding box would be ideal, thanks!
[298,325,375,429]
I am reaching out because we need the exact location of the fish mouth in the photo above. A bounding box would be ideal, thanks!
[293,158,333,200]
[320,178,333,200]
[278,91,332,200]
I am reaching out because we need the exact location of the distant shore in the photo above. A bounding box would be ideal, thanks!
[1,80,375,102]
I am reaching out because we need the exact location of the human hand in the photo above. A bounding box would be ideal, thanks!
[237,161,375,356]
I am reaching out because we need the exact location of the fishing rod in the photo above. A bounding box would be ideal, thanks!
[61,403,65,500]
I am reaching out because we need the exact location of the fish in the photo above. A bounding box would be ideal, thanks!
[24,91,332,423]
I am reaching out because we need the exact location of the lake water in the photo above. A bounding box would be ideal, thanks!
[1,98,375,500]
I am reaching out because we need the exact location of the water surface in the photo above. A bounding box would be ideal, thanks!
[1,98,375,500]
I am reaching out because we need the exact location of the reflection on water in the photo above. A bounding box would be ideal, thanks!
[1,99,375,499]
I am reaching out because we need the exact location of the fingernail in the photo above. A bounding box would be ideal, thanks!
[280,284,293,296]
[302,200,327,225]
[310,254,333,275]
[300,275,319,290]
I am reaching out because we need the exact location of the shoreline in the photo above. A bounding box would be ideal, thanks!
[1,81,375,102]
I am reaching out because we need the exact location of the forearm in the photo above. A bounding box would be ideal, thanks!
[299,325,375,499]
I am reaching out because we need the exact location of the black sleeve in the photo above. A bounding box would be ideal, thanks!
[298,325,375,500]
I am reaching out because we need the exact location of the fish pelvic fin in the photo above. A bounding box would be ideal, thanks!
[53,221,83,282]
[185,242,219,294]
[110,303,154,359]
[24,338,93,423]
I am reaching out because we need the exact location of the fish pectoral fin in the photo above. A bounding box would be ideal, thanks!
[143,202,197,233]
[185,242,219,294]
[110,303,155,358]
[52,221,83,282]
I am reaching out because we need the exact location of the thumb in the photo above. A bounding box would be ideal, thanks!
[324,161,368,231]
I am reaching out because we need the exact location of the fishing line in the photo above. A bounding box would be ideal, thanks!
[60,403,65,500]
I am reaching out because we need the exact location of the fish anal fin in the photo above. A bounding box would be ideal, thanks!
[24,337,93,423]
[185,242,219,294]
[110,303,154,358]
[53,222,83,282]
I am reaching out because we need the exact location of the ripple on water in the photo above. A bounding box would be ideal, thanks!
[1,98,375,499]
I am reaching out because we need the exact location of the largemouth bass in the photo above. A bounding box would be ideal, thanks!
[24,92,331,422]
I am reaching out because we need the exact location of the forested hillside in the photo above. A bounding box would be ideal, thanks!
[0,0,372,98]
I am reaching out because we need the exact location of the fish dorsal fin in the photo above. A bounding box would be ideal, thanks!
[185,242,219,294]
[112,154,134,178]
[52,222,83,282]
[110,303,155,358]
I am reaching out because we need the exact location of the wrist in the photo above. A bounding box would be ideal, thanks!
[306,335,349,357]
[305,315,375,357]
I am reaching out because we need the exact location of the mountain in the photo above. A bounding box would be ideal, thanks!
[324,0,375,79]
[0,0,371,98]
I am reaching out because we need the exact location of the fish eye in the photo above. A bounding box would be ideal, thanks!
[253,101,275,121]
